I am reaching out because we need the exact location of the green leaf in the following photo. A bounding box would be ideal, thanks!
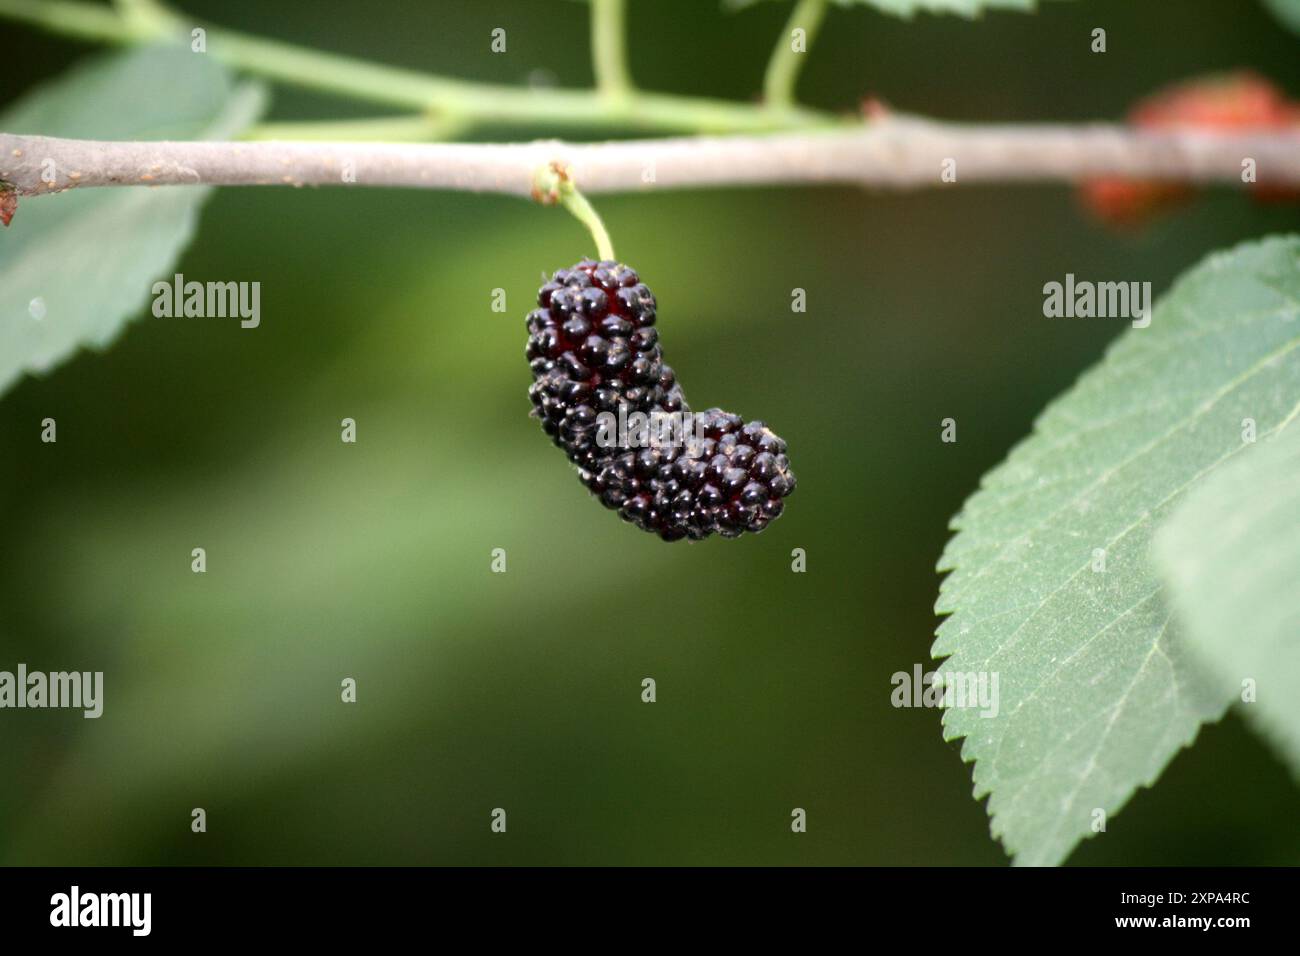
[0,46,265,398]
[1260,0,1300,36]
[1155,421,1300,779]
[933,236,1300,865]
[727,0,1063,18]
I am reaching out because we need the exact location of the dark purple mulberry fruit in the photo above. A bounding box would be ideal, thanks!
[526,259,795,541]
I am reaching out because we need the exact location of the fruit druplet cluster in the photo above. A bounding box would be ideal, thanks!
[526,259,795,541]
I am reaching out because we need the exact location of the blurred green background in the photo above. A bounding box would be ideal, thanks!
[1,0,1298,866]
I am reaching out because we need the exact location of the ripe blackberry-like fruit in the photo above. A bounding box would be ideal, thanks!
[526,259,795,540]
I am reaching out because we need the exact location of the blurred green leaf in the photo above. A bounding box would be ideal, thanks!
[933,236,1300,865]
[1260,0,1300,36]
[1155,420,1300,780]
[0,45,265,398]
[727,0,1063,18]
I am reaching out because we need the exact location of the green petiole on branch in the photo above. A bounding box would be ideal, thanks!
[591,0,634,101]
[763,0,830,111]
[533,162,617,262]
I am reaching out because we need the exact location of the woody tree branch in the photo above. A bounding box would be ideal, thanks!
[3,122,1300,200]
[2,0,1299,207]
